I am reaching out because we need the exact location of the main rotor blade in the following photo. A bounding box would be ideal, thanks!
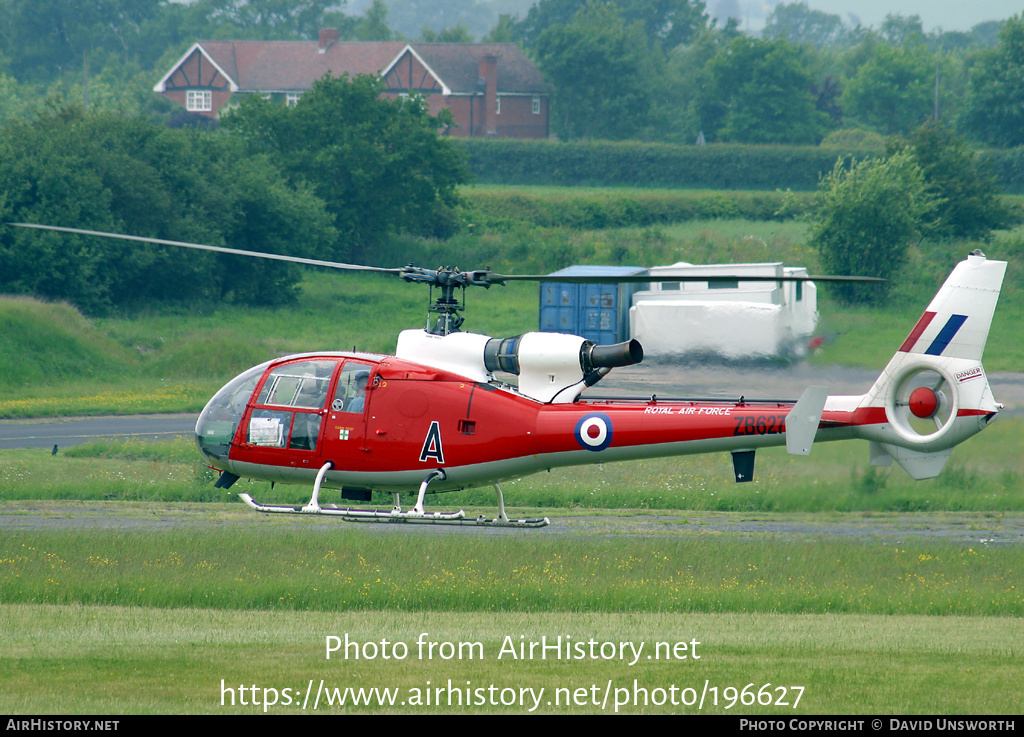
[11,223,884,287]
[9,223,402,275]
[480,272,885,284]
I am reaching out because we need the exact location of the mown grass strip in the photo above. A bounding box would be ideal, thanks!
[2,527,1021,616]
[2,604,1021,714]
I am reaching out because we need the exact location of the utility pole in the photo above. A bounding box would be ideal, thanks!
[83,50,89,112]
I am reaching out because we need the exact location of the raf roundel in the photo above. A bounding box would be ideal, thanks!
[575,412,613,451]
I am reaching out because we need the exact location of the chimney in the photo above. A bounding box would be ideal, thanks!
[319,28,339,53]
[480,54,498,136]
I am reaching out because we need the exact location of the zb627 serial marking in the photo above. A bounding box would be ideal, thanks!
[733,415,787,436]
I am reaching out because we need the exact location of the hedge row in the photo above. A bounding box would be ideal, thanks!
[459,188,814,230]
[455,140,1024,193]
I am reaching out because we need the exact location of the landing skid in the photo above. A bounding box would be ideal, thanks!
[238,493,549,528]
[237,465,549,528]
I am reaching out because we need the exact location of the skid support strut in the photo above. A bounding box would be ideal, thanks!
[302,462,334,512]
[475,484,551,528]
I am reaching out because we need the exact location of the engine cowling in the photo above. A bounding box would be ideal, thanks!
[485,333,643,403]
[395,329,644,403]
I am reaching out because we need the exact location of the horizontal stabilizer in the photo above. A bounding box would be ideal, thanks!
[786,386,828,455]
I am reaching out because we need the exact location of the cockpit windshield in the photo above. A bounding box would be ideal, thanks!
[195,360,271,463]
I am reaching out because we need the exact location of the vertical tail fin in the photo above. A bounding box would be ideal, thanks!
[855,252,1005,479]
[895,251,1004,362]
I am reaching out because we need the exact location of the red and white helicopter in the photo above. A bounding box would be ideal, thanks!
[14,225,1006,528]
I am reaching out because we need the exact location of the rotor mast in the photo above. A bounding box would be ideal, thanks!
[428,269,466,335]
[400,265,496,336]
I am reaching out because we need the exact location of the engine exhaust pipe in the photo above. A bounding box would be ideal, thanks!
[585,339,644,369]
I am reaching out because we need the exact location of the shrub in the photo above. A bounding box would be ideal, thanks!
[808,152,934,304]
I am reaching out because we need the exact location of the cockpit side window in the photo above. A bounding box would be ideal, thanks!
[257,360,335,409]
[247,409,293,447]
[247,359,341,452]
[332,362,373,414]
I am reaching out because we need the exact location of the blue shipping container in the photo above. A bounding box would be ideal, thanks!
[539,266,646,344]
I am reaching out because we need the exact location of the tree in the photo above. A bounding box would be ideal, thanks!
[518,0,707,51]
[841,41,937,135]
[0,107,336,312]
[962,14,1024,147]
[347,0,394,41]
[618,0,708,50]
[888,123,1007,240]
[533,1,655,141]
[969,20,1005,48]
[644,24,731,144]
[0,0,164,83]
[879,13,925,47]
[420,24,473,43]
[697,37,831,144]
[223,73,469,262]
[812,74,843,124]
[0,73,41,123]
[808,151,934,304]
[483,14,518,43]
[763,2,848,48]
[169,0,344,41]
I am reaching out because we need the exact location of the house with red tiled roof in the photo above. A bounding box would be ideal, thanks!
[154,29,551,138]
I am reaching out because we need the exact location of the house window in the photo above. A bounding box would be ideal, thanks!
[286,93,301,107]
[532,96,541,115]
[186,90,212,112]
[496,96,500,115]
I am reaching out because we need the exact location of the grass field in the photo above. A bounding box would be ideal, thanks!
[1,508,1022,714]
[3,520,1022,615]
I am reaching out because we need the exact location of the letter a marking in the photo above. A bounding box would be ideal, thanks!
[419,421,445,463]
